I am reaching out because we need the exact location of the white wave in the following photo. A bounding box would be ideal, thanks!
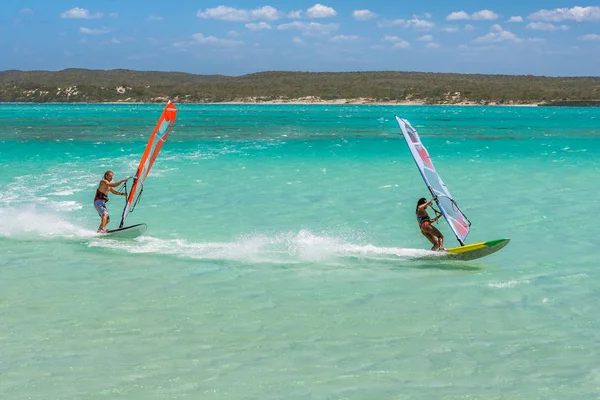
[0,162,132,210]
[50,201,83,212]
[559,273,588,280]
[143,166,178,177]
[50,190,76,196]
[487,279,531,288]
[0,207,97,238]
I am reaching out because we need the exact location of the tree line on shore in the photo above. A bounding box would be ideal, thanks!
[0,68,598,105]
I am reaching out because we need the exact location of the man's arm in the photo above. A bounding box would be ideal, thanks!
[104,178,127,188]
[110,187,126,196]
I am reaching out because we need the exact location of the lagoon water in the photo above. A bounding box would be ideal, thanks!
[1,103,599,399]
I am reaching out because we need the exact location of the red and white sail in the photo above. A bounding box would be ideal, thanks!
[119,101,178,228]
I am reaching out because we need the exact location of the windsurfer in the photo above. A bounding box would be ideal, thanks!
[416,197,444,251]
[94,170,127,233]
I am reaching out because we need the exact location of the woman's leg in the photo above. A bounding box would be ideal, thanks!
[430,226,444,250]
[421,225,439,250]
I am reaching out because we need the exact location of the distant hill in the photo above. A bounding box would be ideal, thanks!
[0,68,223,86]
[0,68,599,105]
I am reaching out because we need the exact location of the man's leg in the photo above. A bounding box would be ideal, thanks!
[98,213,109,232]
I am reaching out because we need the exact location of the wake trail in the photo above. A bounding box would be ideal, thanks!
[0,207,437,265]
[88,229,434,265]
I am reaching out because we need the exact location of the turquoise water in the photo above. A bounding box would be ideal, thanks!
[1,104,600,399]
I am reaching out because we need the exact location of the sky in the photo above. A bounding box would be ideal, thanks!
[2,1,600,76]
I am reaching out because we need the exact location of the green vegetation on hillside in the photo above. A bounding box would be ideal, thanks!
[0,69,599,105]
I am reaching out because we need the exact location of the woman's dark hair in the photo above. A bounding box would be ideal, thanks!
[416,197,427,213]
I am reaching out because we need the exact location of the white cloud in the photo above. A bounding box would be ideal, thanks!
[474,26,520,43]
[292,36,306,45]
[192,33,243,46]
[277,21,339,36]
[447,11,470,20]
[353,9,377,21]
[110,37,120,44]
[417,35,433,41]
[528,6,600,22]
[228,30,241,37]
[483,24,546,42]
[526,22,569,31]
[253,6,282,21]
[465,24,476,31]
[79,27,110,35]
[61,8,103,19]
[472,10,499,20]
[442,25,459,33]
[286,4,337,19]
[306,4,337,18]
[579,33,600,41]
[426,42,440,48]
[458,44,499,53]
[246,22,272,31]
[197,5,282,22]
[148,15,164,21]
[172,41,193,49]
[20,8,33,14]
[382,35,401,42]
[393,41,411,49]
[331,35,359,42]
[174,33,244,48]
[381,35,410,48]
[447,10,498,21]
[379,18,434,30]
[409,19,435,30]
[109,12,118,18]
[508,16,523,23]
[478,31,519,42]
[424,13,432,19]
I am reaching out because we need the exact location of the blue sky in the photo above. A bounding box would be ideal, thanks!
[2,1,599,76]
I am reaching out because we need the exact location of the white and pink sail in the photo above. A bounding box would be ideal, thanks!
[395,116,471,245]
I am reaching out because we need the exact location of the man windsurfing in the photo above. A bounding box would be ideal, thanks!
[94,170,127,233]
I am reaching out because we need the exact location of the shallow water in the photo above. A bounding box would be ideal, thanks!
[1,104,599,399]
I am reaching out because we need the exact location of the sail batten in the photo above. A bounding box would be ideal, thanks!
[119,101,178,228]
[395,116,471,245]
